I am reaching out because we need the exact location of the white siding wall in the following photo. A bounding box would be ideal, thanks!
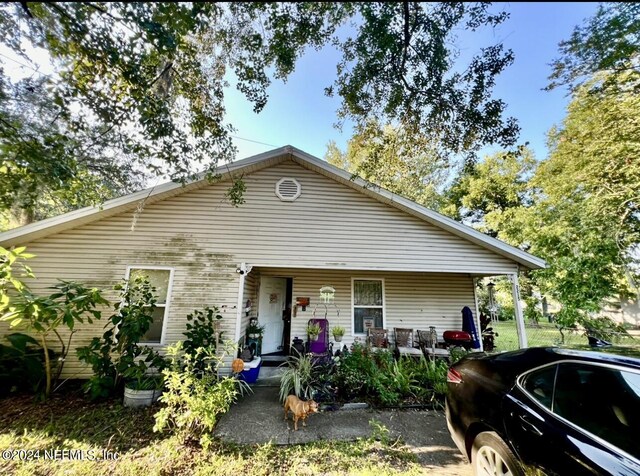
[220,161,517,274]
[258,268,476,348]
[1,158,511,377]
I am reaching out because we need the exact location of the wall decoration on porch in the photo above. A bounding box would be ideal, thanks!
[319,285,335,304]
[363,317,375,329]
[311,286,340,320]
[296,297,310,311]
[269,293,278,304]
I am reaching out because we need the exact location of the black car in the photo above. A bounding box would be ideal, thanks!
[446,347,640,476]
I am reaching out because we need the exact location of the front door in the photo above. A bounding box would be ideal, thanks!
[258,277,287,354]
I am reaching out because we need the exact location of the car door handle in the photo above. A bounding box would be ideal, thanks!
[518,414,543,436]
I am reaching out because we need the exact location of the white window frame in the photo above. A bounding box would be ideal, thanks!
[351,277,386,336]
[125,265,175,346]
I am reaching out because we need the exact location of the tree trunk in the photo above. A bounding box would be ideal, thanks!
[41,335,51,397]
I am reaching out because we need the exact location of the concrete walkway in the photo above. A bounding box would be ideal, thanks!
[214,386,471,474]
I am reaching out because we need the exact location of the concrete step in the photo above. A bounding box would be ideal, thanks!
[254,366,284,387]
[259,366,285,379]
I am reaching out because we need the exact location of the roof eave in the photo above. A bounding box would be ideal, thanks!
[0,146,292,247]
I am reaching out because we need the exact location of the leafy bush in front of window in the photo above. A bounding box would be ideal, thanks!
[332,343,381,400]
[153,341,249,449]
[76,276,168,399]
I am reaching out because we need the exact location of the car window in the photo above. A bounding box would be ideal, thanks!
[522,365,557,409]
[553,363,640,459]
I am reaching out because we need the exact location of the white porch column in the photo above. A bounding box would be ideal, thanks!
[234,262,249,344]
[511,272,528,348]
[472,277,484,352]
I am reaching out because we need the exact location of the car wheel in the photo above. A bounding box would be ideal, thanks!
[472,431,524,476]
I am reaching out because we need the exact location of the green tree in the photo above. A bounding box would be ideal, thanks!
[499,74,640,326]
[441,147,537,237]
[325,122,447,209]
[1,2,518,224]
[0,76,144,226]
[547,3,640,94]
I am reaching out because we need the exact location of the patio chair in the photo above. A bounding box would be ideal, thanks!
[416,329,450,360]
[393,328,423,358]
[367,328,389,350]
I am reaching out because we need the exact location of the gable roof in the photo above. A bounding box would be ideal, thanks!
[0,145,545,270]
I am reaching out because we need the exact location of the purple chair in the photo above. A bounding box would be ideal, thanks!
[308,318,329,354]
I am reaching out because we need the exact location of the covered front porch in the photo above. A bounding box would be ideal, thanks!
[233,266,528,362]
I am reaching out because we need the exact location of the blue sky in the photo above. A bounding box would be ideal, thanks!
[224,2,599,162]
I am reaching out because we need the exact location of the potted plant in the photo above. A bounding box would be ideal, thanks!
[124,370,164,408]
[332,325,345,343]
[246,321,265,339]
[307,323,321,341]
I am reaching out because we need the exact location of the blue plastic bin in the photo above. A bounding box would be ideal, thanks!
[239,357,262,383]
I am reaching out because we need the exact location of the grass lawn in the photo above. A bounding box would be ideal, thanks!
[0,385,423,476]
[491,321,640,357]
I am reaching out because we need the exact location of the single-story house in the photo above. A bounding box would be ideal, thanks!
[0,146,545,377]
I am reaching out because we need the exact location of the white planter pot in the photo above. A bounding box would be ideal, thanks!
[334,336,343,342]
[123,387,162,408]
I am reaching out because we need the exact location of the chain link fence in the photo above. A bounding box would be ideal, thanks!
[488,319,640,357]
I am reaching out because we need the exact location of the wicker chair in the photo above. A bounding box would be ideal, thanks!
[416,329,450,360]
[367,328,389,350]
[393,328,423,358]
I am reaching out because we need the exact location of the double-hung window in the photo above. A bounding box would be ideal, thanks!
[126,266,173,344]
[352,279,384,334]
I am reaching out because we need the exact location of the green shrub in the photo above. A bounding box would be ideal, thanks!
[1,246,107,397]
[76,276,167,399]
[408,357,449,408]
[333,344,449,408]
[153,342,249,448]
[279,353,315,402]
[279,353,336,403]
[449,347,469,364]
[183,306,223,374]
[0,333,53,396]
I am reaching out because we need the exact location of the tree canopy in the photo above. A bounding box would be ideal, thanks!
[444,72,640,324]
[547,3,640,94]
[524,73,640,316]
[0,2,517,226]
[441,147,536,237]
[325,121,447,210]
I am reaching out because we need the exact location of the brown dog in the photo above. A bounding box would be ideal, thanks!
[283,395,319,431]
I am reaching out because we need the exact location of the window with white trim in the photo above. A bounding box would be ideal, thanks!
[127,267,173,344]
[353,279,384,334]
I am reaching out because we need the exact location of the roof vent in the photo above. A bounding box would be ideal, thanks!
[275,178,301,201]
